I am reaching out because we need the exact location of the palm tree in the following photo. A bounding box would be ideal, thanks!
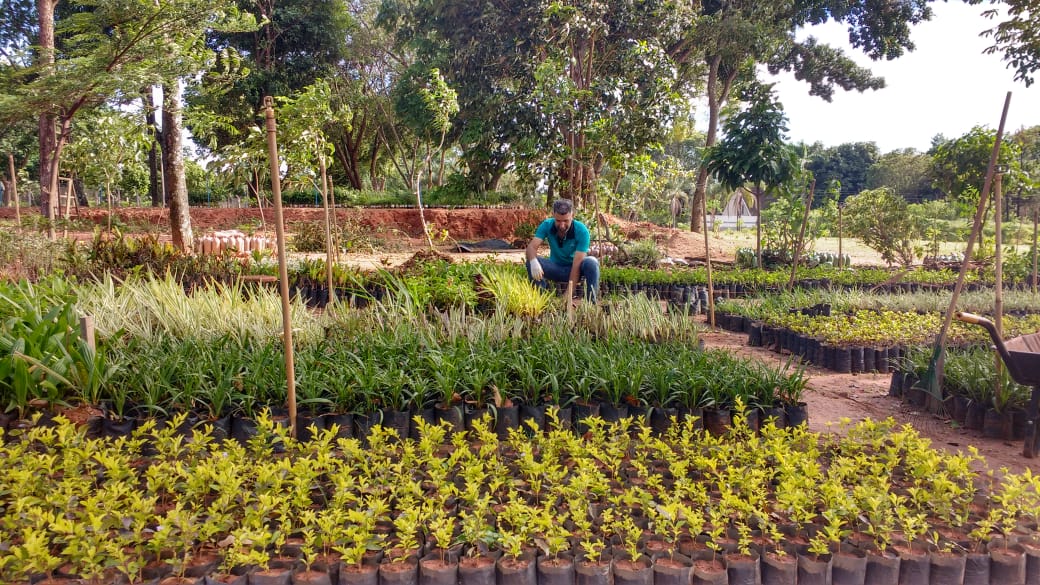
[705,82,801,269]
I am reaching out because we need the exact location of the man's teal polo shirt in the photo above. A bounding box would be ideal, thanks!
[535,218,591,265]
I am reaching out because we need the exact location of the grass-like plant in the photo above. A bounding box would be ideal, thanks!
[480,265,556,317]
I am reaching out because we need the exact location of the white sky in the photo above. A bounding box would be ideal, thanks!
[765,1,1040,153]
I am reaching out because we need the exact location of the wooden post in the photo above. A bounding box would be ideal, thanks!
[566,280,575,322]
[255,173,267,232]
[79,316,95,352]
[263,96,298,439]
[755,187,763,270]
[329,176,340,263]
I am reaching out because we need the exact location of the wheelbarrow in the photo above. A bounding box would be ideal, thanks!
[955,312,1040,457]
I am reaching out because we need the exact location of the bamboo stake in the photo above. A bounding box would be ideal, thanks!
[702,190,715,328]
[995,171,1004,406]
[329,175,340,263]
[263,95,298,439]
[995,172,1004,337]
[566,280,575,322]
[1032,209,1038,295]
[927,91,1011,397]
[319,153,336,305]
[837,205,843,268]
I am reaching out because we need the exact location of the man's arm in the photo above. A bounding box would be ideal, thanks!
[568,251,586,288]
[525,237,543,262]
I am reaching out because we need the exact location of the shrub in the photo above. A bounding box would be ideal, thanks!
[291,221,340,253]
[623,238,663,267]
[513,221,537,241]
[843,188,922,267]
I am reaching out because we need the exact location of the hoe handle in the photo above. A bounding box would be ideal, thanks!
[954,311,989,325]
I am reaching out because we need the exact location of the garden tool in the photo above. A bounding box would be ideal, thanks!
[956,312,1040,458]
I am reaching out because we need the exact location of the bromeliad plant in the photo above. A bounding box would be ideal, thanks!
[479,265,556,317]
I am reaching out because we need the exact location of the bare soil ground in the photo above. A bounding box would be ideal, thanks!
[6,205,1036,472]
[701,328,1037,474]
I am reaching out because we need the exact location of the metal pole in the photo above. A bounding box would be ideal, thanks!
[263,95,298,439]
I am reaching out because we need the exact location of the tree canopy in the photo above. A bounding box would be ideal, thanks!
[930,125,1023,207]
[969,0,1040,87]
[5,0,1040,234]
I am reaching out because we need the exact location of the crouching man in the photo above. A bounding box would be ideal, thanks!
[525,198,599,303]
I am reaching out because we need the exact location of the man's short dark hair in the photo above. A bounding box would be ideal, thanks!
[552,199,574,215]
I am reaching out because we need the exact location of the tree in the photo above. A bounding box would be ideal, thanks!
[704,82,802,268]
[62,108,149,212]
[189,0,352,151]
[380,0,694,207]
[803,141,880,203]
[0,0,252,249]
[384,66,459,191]
[969,0,1040,87]
[684,0,932,233]
[929,125,1023,212]
[325,0,396,191]
[865,148,941,203]
[1008,125,1040,215]
[843,187,922,266]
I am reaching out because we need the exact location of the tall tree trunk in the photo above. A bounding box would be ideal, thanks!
[367,136,382,190]
[331,111,370,190]
[145,88,163,206]
[37,0,59,219]
[2,153,13,206]
[690,56,737,233]
[7,153,19,228]
[162,82,193,252]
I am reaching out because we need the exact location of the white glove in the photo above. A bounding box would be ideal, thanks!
[528,259,544,281]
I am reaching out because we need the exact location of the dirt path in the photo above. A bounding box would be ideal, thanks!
[700,326,1038,475]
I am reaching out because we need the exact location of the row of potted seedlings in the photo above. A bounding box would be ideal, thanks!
[3,412,1039,585]
[889,345,1035,442]
[716,308,906,375]
[0,274,810,442]
[716,305,1040,375]
[3,330,811,446]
